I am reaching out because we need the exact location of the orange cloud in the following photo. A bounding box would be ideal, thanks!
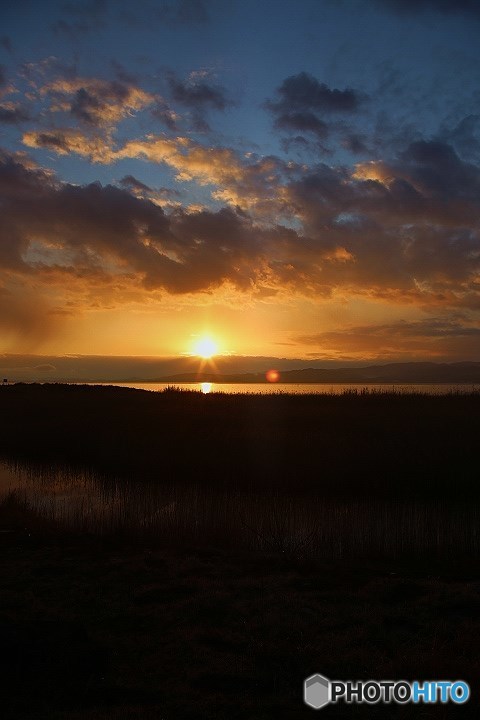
[296,317,480,362]
[40,76,156,127]
[23,128,115,162]
[3,141,480,319]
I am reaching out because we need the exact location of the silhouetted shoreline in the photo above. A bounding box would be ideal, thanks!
[150,360,480,384]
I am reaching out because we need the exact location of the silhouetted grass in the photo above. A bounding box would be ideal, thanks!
[0,385,480,558]
[2,470,480,561]
[1,385,480,718]
[0,383,479,499]
[0,383,479,561]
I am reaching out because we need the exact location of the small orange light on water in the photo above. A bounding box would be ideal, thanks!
[266,369,280,383]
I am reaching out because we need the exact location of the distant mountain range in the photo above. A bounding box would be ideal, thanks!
[151,361,480,384]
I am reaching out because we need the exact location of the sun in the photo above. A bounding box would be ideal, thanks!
[193,336,218,359]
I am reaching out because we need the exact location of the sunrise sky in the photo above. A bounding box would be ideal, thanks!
[1,0,480,379]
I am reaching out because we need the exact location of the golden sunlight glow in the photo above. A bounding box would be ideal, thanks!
[352,161,391,184]
[193,336,218,359]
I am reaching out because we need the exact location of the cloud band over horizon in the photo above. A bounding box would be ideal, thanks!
[1,0,479,365]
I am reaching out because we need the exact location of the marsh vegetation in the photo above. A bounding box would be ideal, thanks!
[1,384,479,718]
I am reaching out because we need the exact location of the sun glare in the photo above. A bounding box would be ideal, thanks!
[193,337,218,359]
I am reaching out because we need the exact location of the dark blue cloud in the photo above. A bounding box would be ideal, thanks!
[119,175,152,192]
[0,36,12,53]
[441,115,480,161]
[265,72,364,150]
[168,74,232,112]
[52,0,108,38]
[0,105,31,124]
[268,72,362,116]
[400,140,480,199]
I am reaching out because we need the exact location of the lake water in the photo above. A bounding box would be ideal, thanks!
[91,382,479,395]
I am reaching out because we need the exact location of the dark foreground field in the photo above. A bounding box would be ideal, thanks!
[1,528,479,719]
[0,384,479,718]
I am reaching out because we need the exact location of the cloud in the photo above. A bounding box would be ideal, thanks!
[399,140,480,198]
[0,65,17,103]
[119,175,152,192]
[0,150,274,296]
[110,60,138,85]
[9,125,480,311]
[119,174,181,203]
[342,133,370,155]
[279,140,480,306]
[440,115,480,162]
[296,317,480,361]
[168,73,232,112]
[52,0,108,38]
[352,140,480,211]
[0,102,31,124]
[280,135,331,158]
[265,72,365,152]
[274,111,329,139]
[266,72,362,138]
[116,135,296,216]
[40,76,155,128]
[22,128,290,216]
[0,150,309,302]
[0,36,12,53]
[151,99,179,130]
[20,56,78,85]
[34,363,56,372]
[269,72,362,114]
[23,128,115,162]
[166,70,233,132]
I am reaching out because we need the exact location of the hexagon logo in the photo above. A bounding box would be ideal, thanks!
[304,674,330,709]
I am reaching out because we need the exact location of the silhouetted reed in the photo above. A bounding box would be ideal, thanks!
[1,383,479,559]
[0,383,479,500]
[2,460,480,560]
